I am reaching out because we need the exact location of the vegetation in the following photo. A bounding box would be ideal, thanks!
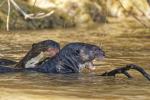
[0,0,150,30]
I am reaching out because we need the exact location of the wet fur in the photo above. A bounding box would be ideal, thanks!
[15,40,60,68]
[0,42,150,81]
[0,40,60,69]
[27,42,105,73]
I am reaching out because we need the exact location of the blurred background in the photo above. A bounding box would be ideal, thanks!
[0,0,150,29]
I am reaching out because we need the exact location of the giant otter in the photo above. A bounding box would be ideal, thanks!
[0,42,105,73]
[26,43,150,81]
[0,42,149,80]
[0,40,60,69]
[0,59,16,66]
[26,42,105,73]
[15,40,60,69]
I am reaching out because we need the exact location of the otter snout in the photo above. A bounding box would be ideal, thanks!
[94,48,105,61]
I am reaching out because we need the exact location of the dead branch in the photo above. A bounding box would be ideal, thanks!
[7,0,10,31]
[119,0,149,28]
[100,64,150,81]
[10,0,54,20]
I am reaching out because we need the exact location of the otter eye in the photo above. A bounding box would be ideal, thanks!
[42,47,49,52]
[92,47,97,51]
[72,50,80,56]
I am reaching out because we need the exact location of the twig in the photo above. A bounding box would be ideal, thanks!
[10,0,54,20]
[24,11,54,19]
[118,0,149,28]
[7,0,11,31]
[33,0,37,8]
[131,15,149,28]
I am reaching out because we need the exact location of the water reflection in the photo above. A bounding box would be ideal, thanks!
[0,72,150,100]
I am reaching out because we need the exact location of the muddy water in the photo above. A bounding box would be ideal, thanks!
[0,22,150,100]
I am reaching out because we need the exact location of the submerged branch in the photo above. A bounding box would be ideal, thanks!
[99,64,150,81]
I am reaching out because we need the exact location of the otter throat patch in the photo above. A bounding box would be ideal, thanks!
[25,52,44,68]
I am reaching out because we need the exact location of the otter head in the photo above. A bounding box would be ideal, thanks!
[79,45,105,62]
[57,43,105,73]
[15,40,60,69]
[32,40,60,58]
[78,44,105,71]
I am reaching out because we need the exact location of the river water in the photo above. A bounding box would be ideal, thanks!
[0,21,150,100]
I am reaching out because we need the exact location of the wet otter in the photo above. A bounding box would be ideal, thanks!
[17,42,150,80]
[0,40,60,69]
[0,42,104,73]
[26,42,105,73]
[0,42,149,81]
[0,59,16,66]
[15,40,60,69]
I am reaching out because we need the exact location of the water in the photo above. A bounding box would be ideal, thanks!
[0,21,150,100]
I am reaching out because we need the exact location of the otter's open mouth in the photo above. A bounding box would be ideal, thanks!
[85,57,104,71]
[84,61,96,71]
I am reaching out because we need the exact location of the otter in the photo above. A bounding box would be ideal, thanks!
[0,40,60,69]
[15,40,60,69]
[0,59,16,66]
[17,42,150,80]
[26,42,105,73]
[0,42,149,81]
[0,42,105,73]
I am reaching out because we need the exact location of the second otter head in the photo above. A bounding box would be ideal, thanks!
[32,40,60,58]
[15,40,60,69]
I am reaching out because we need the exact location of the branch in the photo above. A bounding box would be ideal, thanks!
[7,0,11,31]
[118,0,149,28]
[10,0,54,20]
[99,64,150,81]
[24,11,54,19]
